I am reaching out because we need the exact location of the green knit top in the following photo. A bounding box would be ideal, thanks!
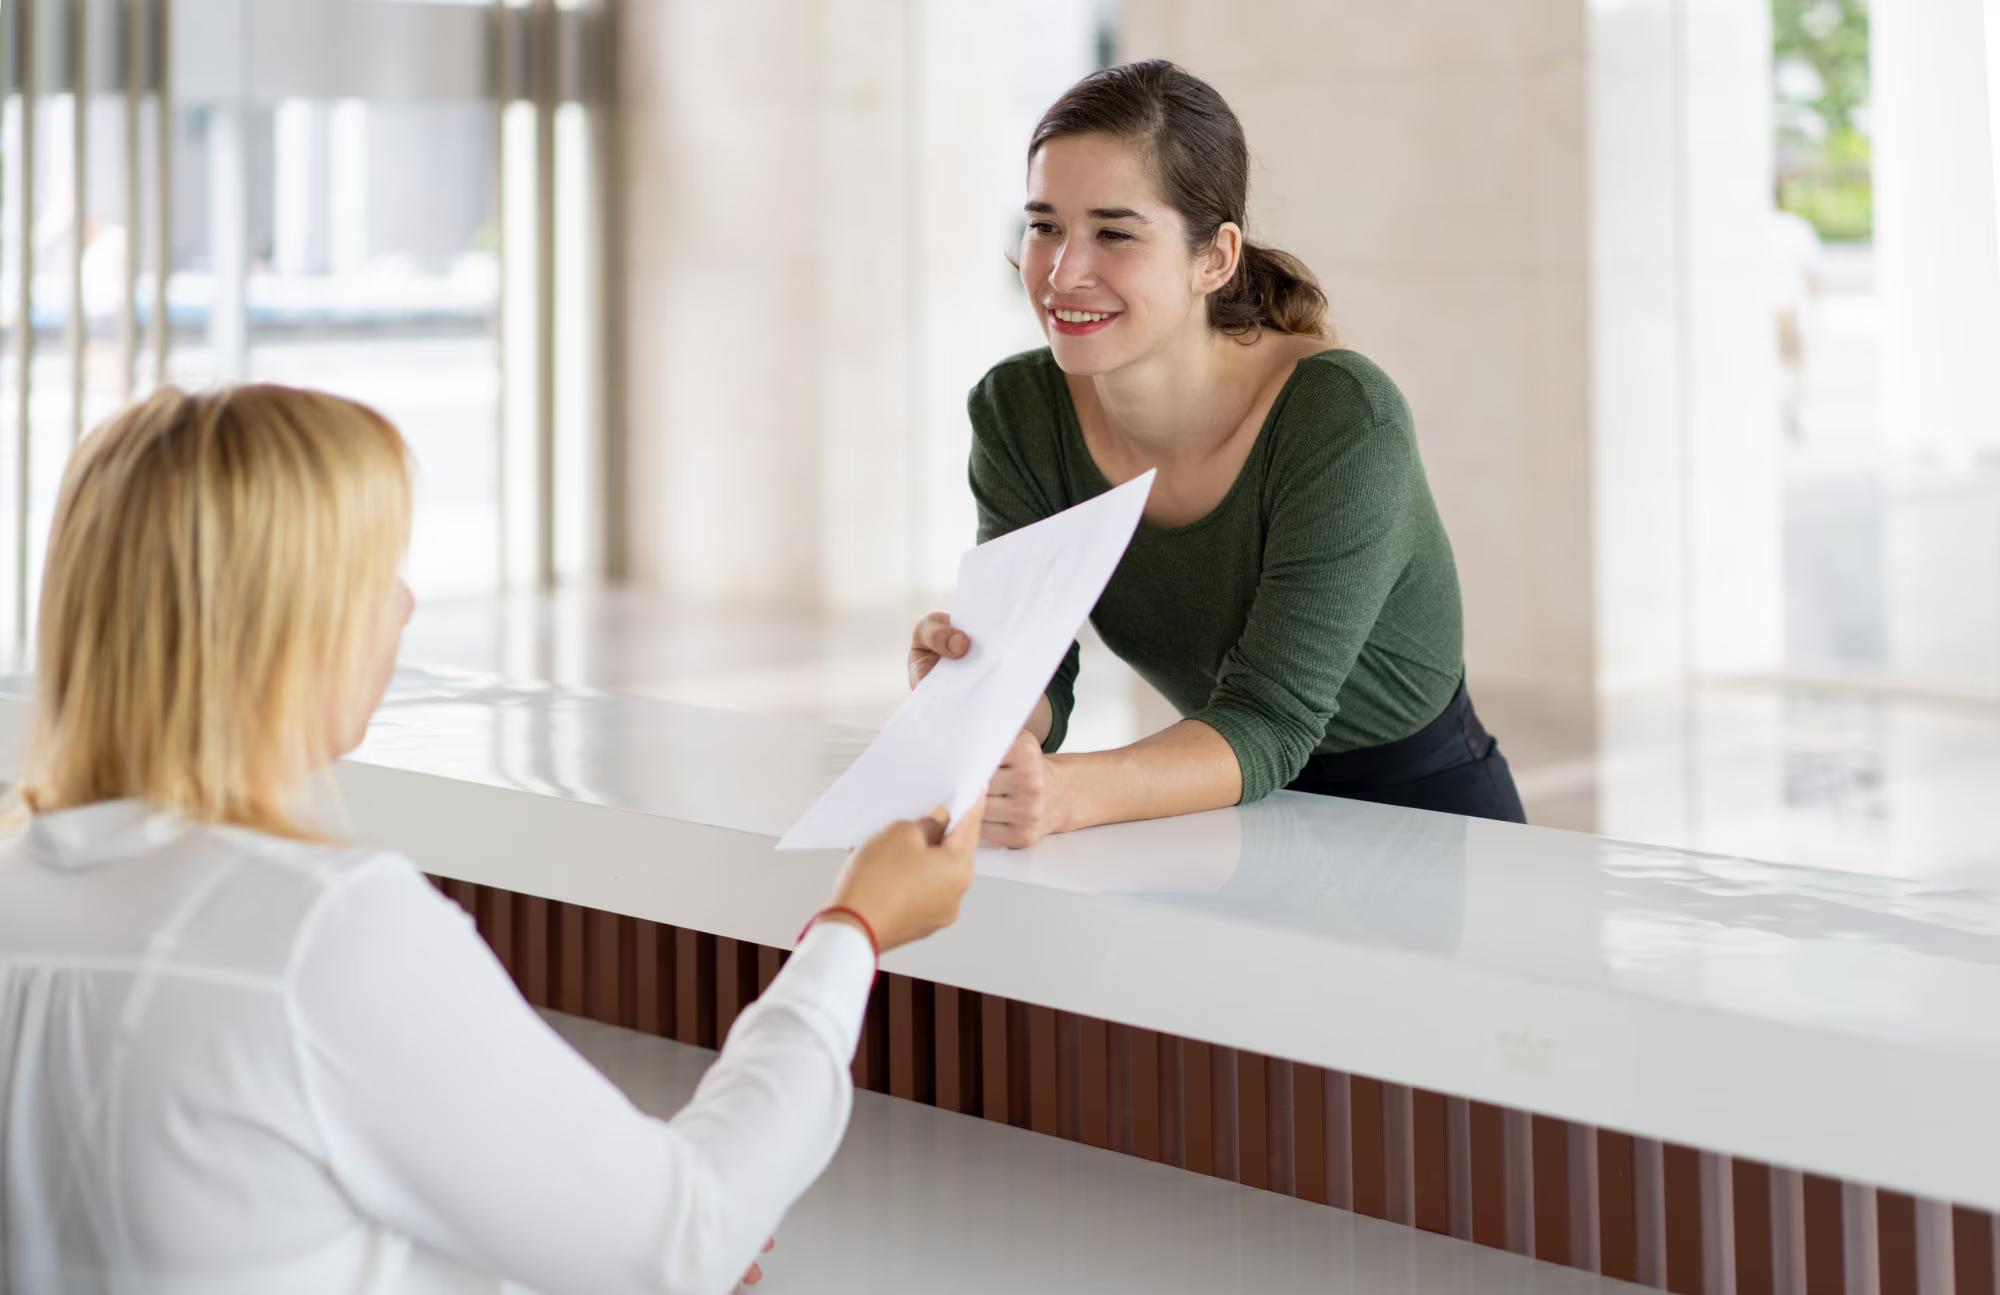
[967,346,1466,803]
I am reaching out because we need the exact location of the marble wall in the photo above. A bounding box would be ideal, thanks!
[616,0,1097,608]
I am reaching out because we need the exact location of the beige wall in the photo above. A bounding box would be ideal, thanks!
[617,0,1096,610]
[620,2,879,606]
[1119,2,1595,695]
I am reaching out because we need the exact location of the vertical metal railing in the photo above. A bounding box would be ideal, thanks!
[493,0,565,593]
[147,0,165,389]
[63,0,82,446]
[117,0,137,401]
[3,0,170,646]
[13,0,38,642]
[491,0,512,591]
[4,0,601,647]
[530,0,556,589]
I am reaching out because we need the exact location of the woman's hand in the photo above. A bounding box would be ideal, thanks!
[908,611,970,689]
[982,730,1065,849]
[827,794,984,953]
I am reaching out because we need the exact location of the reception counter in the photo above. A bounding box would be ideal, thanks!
[3,666,1995,1295]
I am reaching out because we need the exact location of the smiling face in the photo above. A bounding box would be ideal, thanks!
[1020,132,1234,378]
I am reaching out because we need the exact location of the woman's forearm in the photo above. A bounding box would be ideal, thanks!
[1047,719,1242,832]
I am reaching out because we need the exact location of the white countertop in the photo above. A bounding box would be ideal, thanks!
[547,1009,1644,1294]
[3,666,1997,1212]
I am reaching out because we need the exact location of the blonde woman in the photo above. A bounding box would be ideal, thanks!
[0,386,981,1294]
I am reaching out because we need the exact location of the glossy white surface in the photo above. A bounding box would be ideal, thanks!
[3,667,1997,1213]
[546,1009,1644,1294]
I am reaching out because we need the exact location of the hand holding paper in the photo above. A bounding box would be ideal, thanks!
[777,470,1156,851]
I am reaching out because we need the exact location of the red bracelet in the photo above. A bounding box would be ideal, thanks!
[799,906,881,965]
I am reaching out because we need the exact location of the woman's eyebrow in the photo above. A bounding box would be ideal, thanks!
[1024,201,1152,222]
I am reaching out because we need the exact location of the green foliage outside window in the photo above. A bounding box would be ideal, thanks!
[1774,0,1871,242]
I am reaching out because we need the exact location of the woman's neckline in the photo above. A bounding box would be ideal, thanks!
[1049,345,1341,535]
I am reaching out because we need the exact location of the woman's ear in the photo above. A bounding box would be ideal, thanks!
[1196,221,1245,295]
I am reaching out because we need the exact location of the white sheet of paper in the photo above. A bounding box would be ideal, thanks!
[776,469,1156,851]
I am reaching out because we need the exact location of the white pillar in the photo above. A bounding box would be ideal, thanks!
[273,100,329,276]
[328,99,371,279]
[1874,0,2000,463]
[205,103,250,380]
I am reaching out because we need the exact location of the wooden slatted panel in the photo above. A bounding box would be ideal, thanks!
[1349,1076,1386,1219]
[931,985,961,1113]
[1056,1011,1082,1143]
[1211,1046,1241,1184]
[525,896,554,1007]
[1236,1050,1267,1190]
[1265,1059,1295,1197]
[1130,1026,1161,1165]
[439,883,1996,1295]
[586,909,621,1025]
[1805,1173,1847,1295]
[999,998,1029,1127]
[1079,1015,1110,1150]
[934,986,980,1115]
[556,902,586,1015]
[1381,1082,1413,1224]
[1879,1191,1918,1295]
[1535,1116,1573,1266]
[1601,1131,1640,1283]
[1734,1160,1775,1295]
[1181,1039,1213,1176]
[479,887,514,980]
[711,938,745,1043]
[1470,1100,1508,1250]
[633,918,665,1035]
[756,946,784,995]
[1106,1023,1134,1155]
[1028,1005,1059,1136]
[1953,1206,1996,1295]
[1292,1063,1327,1206]
[888,976,917,1102]
[673,929,711,1048]
[886,976,935,1106]
[1413,1088,1450,1235]
[1158,1034,1185,1169]
[983,995,1014,1126]
[853,979,890,1093]
[1664,1143,1704,1294]
[1447,1098,1475,1240]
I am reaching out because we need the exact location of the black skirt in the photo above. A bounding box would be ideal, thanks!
[1284,680,1527,823]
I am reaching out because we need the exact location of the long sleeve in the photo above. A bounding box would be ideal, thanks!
[286,856,874,1295]
[968,369,1080,753]
[1188,399,1422,803]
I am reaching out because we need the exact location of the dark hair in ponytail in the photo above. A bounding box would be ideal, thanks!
[1028,59,1330,340]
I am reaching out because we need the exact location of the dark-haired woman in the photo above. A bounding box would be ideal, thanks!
[908,60,1527,847]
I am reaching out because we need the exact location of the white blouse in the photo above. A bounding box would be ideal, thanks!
[0,799,876,1295]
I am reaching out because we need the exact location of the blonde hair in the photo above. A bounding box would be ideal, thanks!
[13,384,411,840]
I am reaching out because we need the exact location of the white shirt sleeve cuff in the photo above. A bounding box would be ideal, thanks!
[746,918,876,1060]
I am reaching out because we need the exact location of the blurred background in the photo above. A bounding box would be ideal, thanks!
[3,0,1998,882]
